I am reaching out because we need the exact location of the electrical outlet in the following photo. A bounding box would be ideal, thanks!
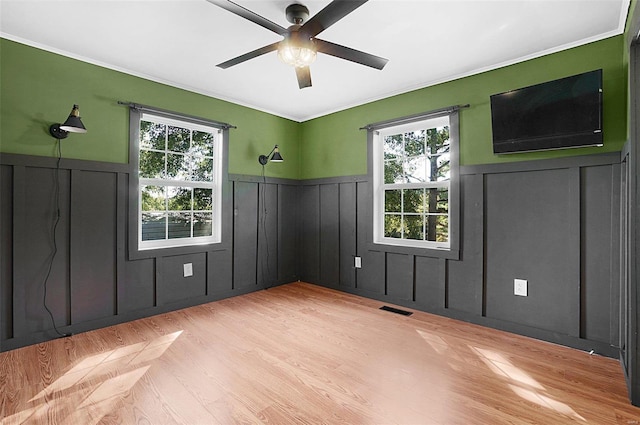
[514,279,528,296]
[354,256,362,268]
[183,263,193,278]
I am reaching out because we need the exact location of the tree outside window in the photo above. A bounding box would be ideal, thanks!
[137,113,221,250]
[373,115,453,249]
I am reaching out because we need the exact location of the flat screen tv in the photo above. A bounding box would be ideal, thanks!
[490,69,603,154]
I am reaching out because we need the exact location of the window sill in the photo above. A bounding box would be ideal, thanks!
[366,241,460,260]
[128,240,230,261]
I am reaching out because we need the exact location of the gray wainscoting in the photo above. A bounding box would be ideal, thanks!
[299,153,622,357]
[0,154,299,351]
[0,151,624,359]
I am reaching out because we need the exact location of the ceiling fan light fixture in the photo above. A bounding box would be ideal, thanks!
[278,37,316,68]
[209,0,388,88]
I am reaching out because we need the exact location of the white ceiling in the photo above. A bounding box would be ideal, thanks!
[0,0,630,122]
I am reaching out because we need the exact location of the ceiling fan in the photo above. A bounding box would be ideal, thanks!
[206,0,388,89]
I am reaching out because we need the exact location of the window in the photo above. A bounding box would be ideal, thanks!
[371,111,459,251]
[136,112,223,250]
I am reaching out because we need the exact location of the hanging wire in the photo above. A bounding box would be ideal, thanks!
[260,163,274,289]
[42,139,69,338]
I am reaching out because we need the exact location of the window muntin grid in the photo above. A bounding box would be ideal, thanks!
[374,116,451,248]
[138,113,221,250]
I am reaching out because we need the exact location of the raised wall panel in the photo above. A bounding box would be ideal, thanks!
[158,253,207,305]
[485,168,580,336]
[582,165,617,343]
[1,165,13,340]
[278,184,298,283]
[607,163,622,348]
[320,184,340,288]
[120,258,156,313]
[14,166,71,335]
[257,183,278,287]
[415,256,444,310]
[300,185,319,283]
[386,253,413,301]
[608,163,621,348]
[447,174,484,315]
[233,181,258,288]
[620,158,629,363]
[357,250,385,295]
[115,173,127,316]
[70,170,117,323]
[208,249,233,293]
[355,181,385,294]
[257,184,279,287]
[339,183,357,288]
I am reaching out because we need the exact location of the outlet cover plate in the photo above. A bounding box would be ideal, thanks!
[183,263,193,278]
[514,279,528,296]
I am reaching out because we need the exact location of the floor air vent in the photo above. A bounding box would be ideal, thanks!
[379,306,413,316]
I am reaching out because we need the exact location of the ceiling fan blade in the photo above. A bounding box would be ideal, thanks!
[295,67,312,89]
[217,42,280,69]
[315,39,388,70]
[206,0,287,36]
[300,0,368,38]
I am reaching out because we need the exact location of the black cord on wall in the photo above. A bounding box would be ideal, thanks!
[42,139,70,338]
[260,164,275,289]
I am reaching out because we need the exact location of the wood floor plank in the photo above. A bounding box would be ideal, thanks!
[1,281,640,424]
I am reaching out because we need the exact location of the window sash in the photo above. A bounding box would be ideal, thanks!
[137,112,222,251]
[373,116,452,249]
[377,182,450,248]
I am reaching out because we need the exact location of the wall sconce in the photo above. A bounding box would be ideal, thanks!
[43,103,87,338]
[49,104,87,139]
[258,145,284,165]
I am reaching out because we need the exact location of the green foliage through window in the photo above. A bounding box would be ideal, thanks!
[138,113,219,246]
[377,119,451,246]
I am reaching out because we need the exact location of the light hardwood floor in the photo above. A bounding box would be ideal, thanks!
[1,282,640,424]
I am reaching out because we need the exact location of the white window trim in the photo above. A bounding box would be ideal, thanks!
[137,112,223,251]
[372,116,453,250]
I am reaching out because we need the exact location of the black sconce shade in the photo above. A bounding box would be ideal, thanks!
[259,145,283,165]
[50,104,87,139]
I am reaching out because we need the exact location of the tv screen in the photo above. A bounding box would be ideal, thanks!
[490,69,603,154]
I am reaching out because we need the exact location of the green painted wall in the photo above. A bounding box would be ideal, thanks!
[299,36,627,179]
[0,39,300,179]
[0,33,629,181]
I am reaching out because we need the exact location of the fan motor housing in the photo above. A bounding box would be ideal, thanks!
[285,3,309,24]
